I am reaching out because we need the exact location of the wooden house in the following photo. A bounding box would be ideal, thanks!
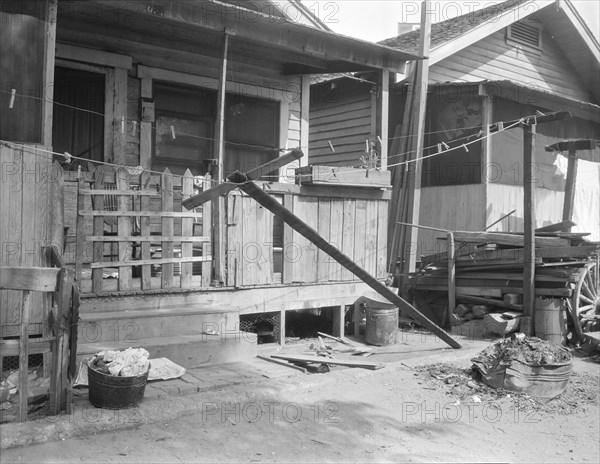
[0,0,419,370]
[309,0,600,264]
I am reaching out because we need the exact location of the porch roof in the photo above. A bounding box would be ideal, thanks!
[59,1,421,75]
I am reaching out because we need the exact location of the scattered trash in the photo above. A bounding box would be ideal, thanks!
[472,335,573,398]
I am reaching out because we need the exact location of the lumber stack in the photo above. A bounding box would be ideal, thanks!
[409,222,600,320]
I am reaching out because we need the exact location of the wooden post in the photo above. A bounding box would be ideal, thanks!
[42,0,58,147]
[230,176,461,349]
[161,169,174,289]
[211,32,230,285]
[522,122,537,335]
[19,291,30,422]
[279,310,286,346]
[377,69,389,170]
[332,305,345,338]
[447,232,456,317]
[202,175,213,287]
[562,147,578,230]
[403,0,431,275]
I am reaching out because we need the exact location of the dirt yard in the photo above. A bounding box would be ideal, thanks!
[2,344,598,463]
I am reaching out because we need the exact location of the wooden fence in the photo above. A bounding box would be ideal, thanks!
[73,166,389,295]
[75,167,212,294]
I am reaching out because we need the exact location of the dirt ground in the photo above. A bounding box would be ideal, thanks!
[2,345,599,464]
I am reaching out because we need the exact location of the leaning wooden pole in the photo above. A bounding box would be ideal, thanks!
[230,174,462,349]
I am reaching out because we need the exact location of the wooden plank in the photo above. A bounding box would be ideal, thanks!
[89,257,212,269]
[364,200,378,276]
[86,236,210,242]
[233,178,461,349]
[271,354,384,370]
[353,200,368,281]
[75,174,87,282]
[316,198,331,282]
[413,284,572,298]
[294,197,318,283]
[457,295,523,311]
[376,201,388,279]
[562,149,578,227]
[256,200,274,285]
[535,220,577,233]
[55,43,132,69]
[278,310,286,346]
[79,211,204,218]
[450,231,570,248]
[341,199,356,281]
[79,189,159,196]
[202,175,212,287]
[104,68,115,163]
[182,150,303,209]
[19,291,30,422]
[523,123,536,334]
[181,170,194,288]
[226,194,240,287]
[161,169,174,289]
[116,168,132,291]
[214,32,229,182]
[92,168,106,293]
[139,171,152,290]
[0,267,60,292]
[328,199,344,281]
[447,232,456,314]
[257,355,306,373]
[241,198,257,286]
[282,194,295,284]
[113,67,128,164]
[377,69,389,169]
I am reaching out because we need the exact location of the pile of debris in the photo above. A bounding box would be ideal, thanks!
[259,333,384,373]
[409,221,600,336]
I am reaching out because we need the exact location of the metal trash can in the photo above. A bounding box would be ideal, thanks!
[88,364,150,409]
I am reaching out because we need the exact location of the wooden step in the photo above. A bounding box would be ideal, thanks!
[77,307,239,343]
[77,332,258,369]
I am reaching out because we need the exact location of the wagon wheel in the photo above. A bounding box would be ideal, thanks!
[570,260,600,341]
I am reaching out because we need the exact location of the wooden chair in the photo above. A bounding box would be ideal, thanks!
[0,266,74,421]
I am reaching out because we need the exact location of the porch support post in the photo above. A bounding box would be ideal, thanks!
[212,31,230,284]
[377,69,389,170]
[42,0,58,147]
[332,305,345,338]
[562,147,578,229]
[522,122,537,335]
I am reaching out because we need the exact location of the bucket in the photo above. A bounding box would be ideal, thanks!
[534,297,567,345]
[87,364,150,409]
[365,307,399,346]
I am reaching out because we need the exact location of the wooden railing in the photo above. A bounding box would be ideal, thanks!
[73,168,389,295]
[75,167,212,294]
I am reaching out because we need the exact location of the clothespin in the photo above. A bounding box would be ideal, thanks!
[476,130,483,138]
[170,125,176,140]
[365,140,370,153]
[63,151,72,164]
[131,121,138,136]
[9,89,16,109]
[121,116,125,134]
[497,121,504,131]
[442,141,450,150]
[536,110,544,117]
[462,144,469,152]
[376,136,383,146]
[437,143,443,153]
[328,140,335,153]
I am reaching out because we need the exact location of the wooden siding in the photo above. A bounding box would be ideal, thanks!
[309,91,373,166]
[416,184,487,259]
[485,183,564,233]
[429,28,593,102]
[0,145,58,332]
[226,191,389,286]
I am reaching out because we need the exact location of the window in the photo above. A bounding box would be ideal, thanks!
[153,83,216,176]
[152,83,280,178]
[507,22,543,53]
[422,96,483,187]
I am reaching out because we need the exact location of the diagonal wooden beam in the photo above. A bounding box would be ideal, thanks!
[229,174,462,349]
[182,149,303,209]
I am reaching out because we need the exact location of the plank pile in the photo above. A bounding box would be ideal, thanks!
[409,221,600,324]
